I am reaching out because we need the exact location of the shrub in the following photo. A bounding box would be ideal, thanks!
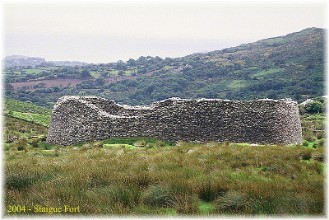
[40,135,47,142]
[155,141,166,147]
[305,101,325,114]
[299,150,312,160]
[194,180,227,202]
[54,147,60,157]
[302,140,309,147]
[108,185,141,208]
[38,142,53,150]
[311,153,325,162]
[81,143,93,149]
[87,172,111,188]
[6,172,38,190]
[92,142,103,148]
[128,173,152,188]
[16,145,25,151]
[14,138,28,151]
[269,193,321,215]
[134,140,147,147]
[304,133,316,142]
[169,179,193,195]
[247,195,277,214]
[142,181,199,214]
[312,142,319,148]
[142,185,174,208]
[318,138,325,147]
[4,143,12,151]
[214,191,248,214]
[31,138,39,148]
[299,104,306,115]
[172,194,199,214]
[316,132,324,139]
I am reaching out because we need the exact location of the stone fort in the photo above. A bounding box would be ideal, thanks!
[46,96,303,146]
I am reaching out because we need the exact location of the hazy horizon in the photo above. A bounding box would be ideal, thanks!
[4,2,326,63]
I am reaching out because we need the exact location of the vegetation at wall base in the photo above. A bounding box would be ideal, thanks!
[4,105,325,216]
[5,139,324,216]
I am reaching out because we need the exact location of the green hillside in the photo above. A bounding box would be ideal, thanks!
[106,27,324,105]
[4,99,51,127]
[5,27,325,107]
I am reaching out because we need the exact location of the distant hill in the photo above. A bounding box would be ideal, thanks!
[4,55,87,67]
[104,27,325,104]
[4,27,325,107]
[4,55,46,67]
[47,60,88,67]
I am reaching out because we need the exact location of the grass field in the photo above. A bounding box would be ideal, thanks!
[90,71,100,78]
[3,99,326,216]
[252,68,284,78]
[5,99,52,115]
[4,99,52,127]
[227,80,248,89]
[24,68,43,74]
[5,139,324,216]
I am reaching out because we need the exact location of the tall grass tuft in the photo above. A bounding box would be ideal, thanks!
[6,172,39,190]
[193,179,228,202]
[214,191,248,214]
[142,185,174,208]
[108,184,141,208]
[172,194,199,214]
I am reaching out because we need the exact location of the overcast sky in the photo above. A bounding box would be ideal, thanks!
[4,1,327,63]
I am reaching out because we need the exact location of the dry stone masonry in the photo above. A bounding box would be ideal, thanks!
[46,96,303,146]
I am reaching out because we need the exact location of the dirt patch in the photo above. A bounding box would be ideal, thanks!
[11,69,161,91]
[11,79,86,90]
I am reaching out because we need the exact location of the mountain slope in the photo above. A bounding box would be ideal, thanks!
[4,55,46,68]
[4,99,51,126]
[5,27,325,106]
[106,27,324,104]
